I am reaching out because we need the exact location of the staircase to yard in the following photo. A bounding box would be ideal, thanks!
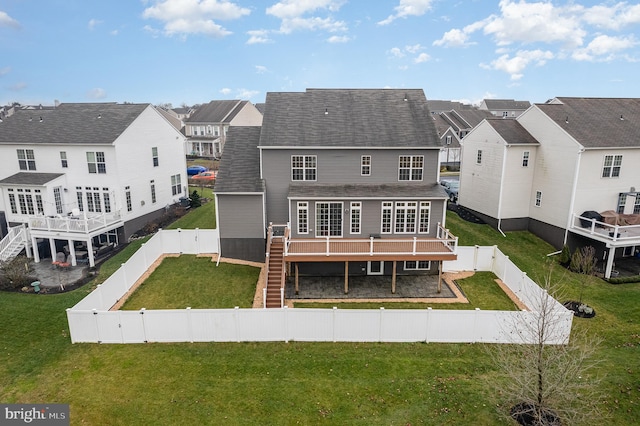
[265,239,285,308]
[0,226,29,262]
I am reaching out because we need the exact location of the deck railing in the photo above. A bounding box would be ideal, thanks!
[28,211,123,234]
[571,213,640,243]
[284,223,458,257]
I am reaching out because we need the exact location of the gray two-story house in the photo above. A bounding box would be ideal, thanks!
[215,89,458,306]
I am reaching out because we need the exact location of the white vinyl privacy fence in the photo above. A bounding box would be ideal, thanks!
[67,233,573,344]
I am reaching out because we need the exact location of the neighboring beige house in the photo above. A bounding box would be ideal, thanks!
[460,97,640,278]
[184,100,263,158]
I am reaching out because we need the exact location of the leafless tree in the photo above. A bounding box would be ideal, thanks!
[489,264,603,425]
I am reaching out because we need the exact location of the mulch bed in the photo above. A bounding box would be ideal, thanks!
[563,300,596,318]
[448,203,485,224]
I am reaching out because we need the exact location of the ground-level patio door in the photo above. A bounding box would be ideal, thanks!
[367,261,384,275]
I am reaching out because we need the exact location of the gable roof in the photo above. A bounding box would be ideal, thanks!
[486,118,539,145]
[259,88,440,148]
[481,99,531,110]
[0,103,149,145]
[186,100,247,124]
[535,97,640,149]
[214,126,264,193]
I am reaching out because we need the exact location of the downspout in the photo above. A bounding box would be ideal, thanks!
[214,193,221,266]
[496,144,508,237]
[563,147,584,245]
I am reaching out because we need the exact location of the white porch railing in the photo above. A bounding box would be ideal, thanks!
[28,211,123,234]
[571,213,640,244]
[0,225,29,261]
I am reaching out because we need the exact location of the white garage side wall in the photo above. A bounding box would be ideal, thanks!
[67,237,572,345]
[112,106,188,222]
[228,104,263,126]
[500,146,537,218]
[458,122,504,218]
[573,149,640,215]
[517,107,579,229]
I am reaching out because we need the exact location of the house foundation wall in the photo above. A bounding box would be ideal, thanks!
[221,238,266,263]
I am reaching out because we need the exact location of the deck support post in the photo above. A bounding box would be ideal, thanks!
[604,246,616,279]
[391,261,397,294]
[344,261,349,294]
[437,261,443,293]
[295,263,299,295]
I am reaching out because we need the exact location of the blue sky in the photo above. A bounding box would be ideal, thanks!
[1,0,639,107]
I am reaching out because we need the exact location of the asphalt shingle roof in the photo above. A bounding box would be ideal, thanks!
[486,119,539,145]
[482,99,531,110]
[288,182,448,199]
[186,100,245,123]
[214,126,264,193]
[259,89,441,148]
[536,97,640,148]
[0,172,64,185]
[0,103,148,145]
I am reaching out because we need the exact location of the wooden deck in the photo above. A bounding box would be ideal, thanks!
[284,237,457,262]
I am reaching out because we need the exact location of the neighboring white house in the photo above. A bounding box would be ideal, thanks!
[0,103,188,267]
[460,97,640,278]
[184,100,263,158]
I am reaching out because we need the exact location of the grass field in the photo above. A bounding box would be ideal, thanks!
[0,211,638,424]
[166,186,216,229]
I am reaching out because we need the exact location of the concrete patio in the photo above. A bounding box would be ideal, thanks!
[29,258,88,291]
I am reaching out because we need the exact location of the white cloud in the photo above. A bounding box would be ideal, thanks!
[327,35,349,43]
[481,49,554,80]
[389,47,404,58]
[266,0,348,35]
[433,29,469,47]
[572,34,638,61]
[236,89,260,99]
[0,11,20,29]
[246,29,272,44]
[378,0,434,25]
[581,3,640,30]
[219,88,232,95]
[142,0,250,37]
[110,29,119,36]
[87,88,107,99]
[405,44,423,54]
[0,66,10,76]
[414,52,431,63]
[255,65,268,74]
[88,19,102,30]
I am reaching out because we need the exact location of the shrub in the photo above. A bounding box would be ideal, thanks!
[0,256,37,290]
[558,245,571,265]
[190,190,202,208]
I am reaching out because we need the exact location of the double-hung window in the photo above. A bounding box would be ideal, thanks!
[292,155,317,181]
[535,191,542,207]
[171,174,182,196]
[60,151,68,168]
[152,147,159,167]
[522,151,529,167]
[150,180,157,204]
[17,149,36,170]
[398,155,423,181]
[87,151,106,174]
[476,150,483,165]
[602,155,622,178]
[297,202,308,234]
[350,202,361,234]
[361,155,371,176]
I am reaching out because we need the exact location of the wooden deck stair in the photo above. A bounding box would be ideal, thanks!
[265,239,285,308]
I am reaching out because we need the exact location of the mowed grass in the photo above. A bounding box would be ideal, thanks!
[121,256,260,309]
[166,186,216,230]
[0,210,639,424]
[295,271,519,310]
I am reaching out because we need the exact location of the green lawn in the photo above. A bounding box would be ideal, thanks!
[0,211,638,424]
[166,186,216,229]
[295,271,519,310]
[121,256,259,309]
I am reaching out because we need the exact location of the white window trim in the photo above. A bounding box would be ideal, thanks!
[291,155,317,182]
[602,154,622,178]
[535,191,542,207]
[394,201,418,234]
[522,151,529,167]
[350,202,361,234]
[398,155,424,181]
[381,201,393,234]
[315,201,343,238]
[361,155,371,176]
[476,150,482,165]
[297,202,309,234]
[404,260,431,270]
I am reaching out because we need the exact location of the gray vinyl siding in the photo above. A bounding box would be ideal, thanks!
[290,198,445,239]
[217,194,264,239]
[262,148,441,224]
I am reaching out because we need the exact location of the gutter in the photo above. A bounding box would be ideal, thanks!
[563,147,584,245]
